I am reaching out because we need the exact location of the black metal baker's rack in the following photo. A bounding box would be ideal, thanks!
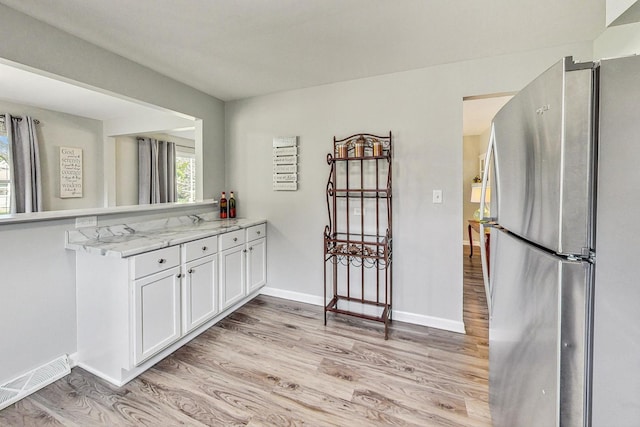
[323,132,393,338]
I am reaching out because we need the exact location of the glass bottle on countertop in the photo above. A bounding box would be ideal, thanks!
[219,191,228,218]
[229,191,236,218]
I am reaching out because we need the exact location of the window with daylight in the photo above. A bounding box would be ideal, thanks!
[0,123,10,214]
[175,147,196,203]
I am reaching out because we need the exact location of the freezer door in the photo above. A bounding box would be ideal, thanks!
[491,57,595,256]
[490,229,592,427]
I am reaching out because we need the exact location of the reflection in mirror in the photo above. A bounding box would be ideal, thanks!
[0,61,202,215]
[114,131,196,206]
[0,113,44,214]
[0,124,9,214]
[0,99,104,213]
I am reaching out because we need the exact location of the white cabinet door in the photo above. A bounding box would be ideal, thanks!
[132,266,181,365]
[220,244,246,311]
[247,237,266,293]
[182,254,218,334]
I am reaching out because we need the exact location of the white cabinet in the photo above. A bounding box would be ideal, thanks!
[130,246,182,365]
[247,237,266,293]
[76,244,184,383]
[182,236,218,334]
[75,221,267,386]
[246,222,266,241]
[219,224,267,311]
[133,266,181,365]
[220,237,246,310]
[131,245,181,279]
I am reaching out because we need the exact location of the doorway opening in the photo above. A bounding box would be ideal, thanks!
[461,93,512,332]
[462,94,512,250]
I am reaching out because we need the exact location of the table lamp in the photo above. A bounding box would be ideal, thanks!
[470,183,490,220]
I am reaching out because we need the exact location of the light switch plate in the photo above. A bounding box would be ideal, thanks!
[433,190,443,204]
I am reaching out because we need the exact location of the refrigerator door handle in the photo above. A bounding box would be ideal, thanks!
[480,123,496,316]
[479,123,494,223]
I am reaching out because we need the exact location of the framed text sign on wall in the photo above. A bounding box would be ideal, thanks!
[273,136,298,191]
[59,146,83,198]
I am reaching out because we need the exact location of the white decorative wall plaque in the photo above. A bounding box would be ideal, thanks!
[273,164,297,173]
[273,136,298,191]
[273,146,297,156]
[273,155,297,164]
[273,182,297,191]
[59,147,83,198]
[273,173,297,182]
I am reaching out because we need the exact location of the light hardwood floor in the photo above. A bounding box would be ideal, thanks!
[0,247,489,426]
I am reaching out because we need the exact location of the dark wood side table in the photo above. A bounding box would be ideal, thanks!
[468,219,490,276]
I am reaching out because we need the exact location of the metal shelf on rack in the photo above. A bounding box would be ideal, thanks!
[330,190,391,198]
[324,232,390,260]
[325,296,389,324]
[329,154,390,162]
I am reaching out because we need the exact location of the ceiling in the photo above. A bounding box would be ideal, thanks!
[463,95,513,136]
[0,0,605,102]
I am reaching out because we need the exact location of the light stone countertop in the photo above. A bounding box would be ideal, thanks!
[65,212,266,258]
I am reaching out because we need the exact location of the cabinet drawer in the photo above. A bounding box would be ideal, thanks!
[184,236,218,261]
[246,223,266,241]
[131,246,180,279]
[219,229,245,251]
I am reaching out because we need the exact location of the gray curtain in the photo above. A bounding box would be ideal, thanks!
[138,137,176,204]
[4,114,42,213]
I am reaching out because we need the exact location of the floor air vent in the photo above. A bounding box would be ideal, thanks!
[0,355,70,410]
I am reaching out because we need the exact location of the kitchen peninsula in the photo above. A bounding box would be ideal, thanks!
[66,214,267,386]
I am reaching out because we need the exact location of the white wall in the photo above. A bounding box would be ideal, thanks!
[462,134,484,244]
[115,136,138,206]
[0,219,77,385]
[607,0,639,25]
[225,42,593,331]
[594,21,640,58]
[0,4,225,385]
[0,99,103,211]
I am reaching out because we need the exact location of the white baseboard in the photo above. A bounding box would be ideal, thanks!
[393,310,466,334]
[67,352,79,368]
[260,286,324,306]
[75,362,125,387]
[260,287,465,334]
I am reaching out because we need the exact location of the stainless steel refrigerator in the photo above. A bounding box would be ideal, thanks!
[480,55,640,426]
